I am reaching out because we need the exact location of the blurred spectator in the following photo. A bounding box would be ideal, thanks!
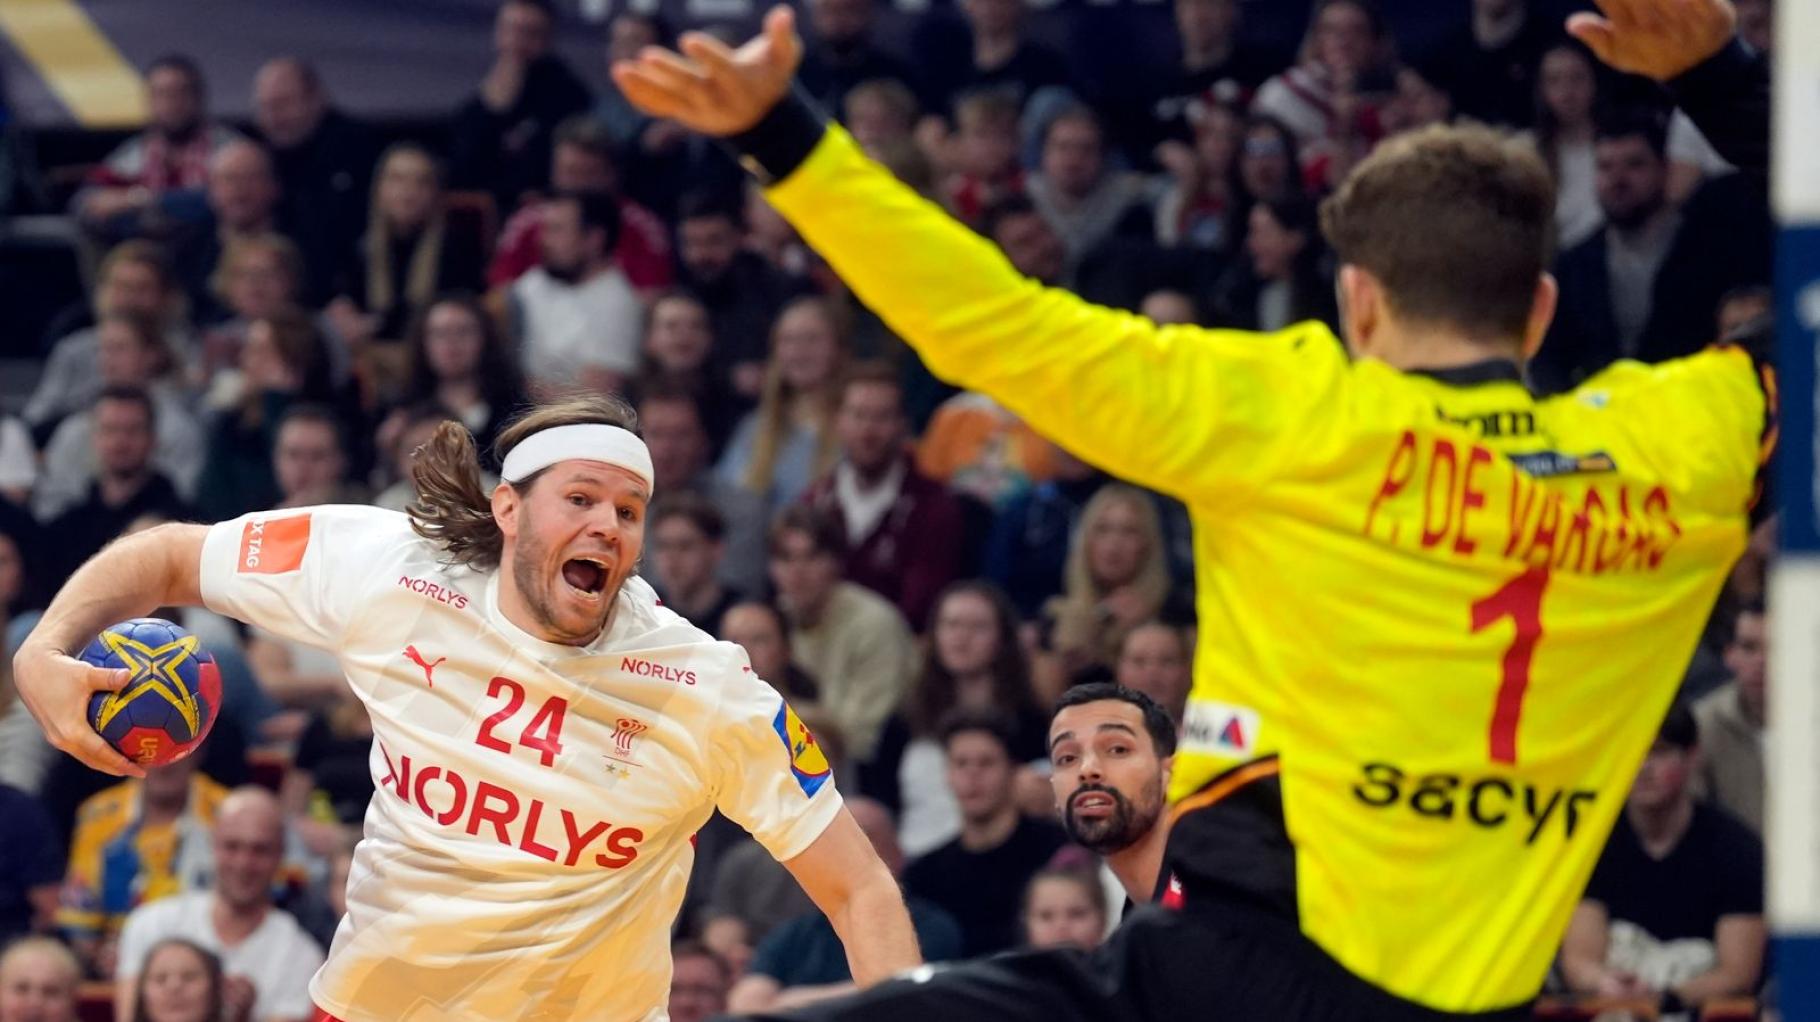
[667,940,730,1022]
[1534,111,1679,394]
[114,789,323,1022]
[903,712,1069,957]
[1139,289,1198,325]
[917,0,1068,117]
[1021,868,1107,951]
[74,55,241,240]
[370,402,457,512]
[272,406,366,509]
[330,144,485,358]
[194,233,313,379]
[509,191,642,397]
[40,388,194,581]
[384,295,524,457]
[1209,196,1338,332]
[893,581,1050,857]
[940,90,1024,227]
[718,297,848,512]
[1431,0,1559,129]
[172,140,283,324]
[486,118,675,296]
[768,507,916,760]
[128,939,224,1022]
[251,58,378,306]
[718,601,821,705]
[638,293,742,453]
[1040,484,1181,692]
[1560,705,1764,1017]
[978,195,1068,286]
[1026,107,1156,273]
[0,783,59,942]
[35,316,206,521]
[676,192,805,394]
[744,184,819,287]
[636,387,768,594]
[282,692,371,854]
[1380,60,1456,137]
[1048,683,1178,903]
[291,842,352,951]
[1735,0,1771,56]
[645,494,742,631]
[801,363,965,629]
[196,310,335,522]
[1523,43,1604,251]
[1666,109,1736,207]
[1693,602,1767,837]
[0,77,47,218]
[449,0,591,211]
[728,799,963,1013]
[594,13,667,152]
[0,418,34,510]
[982,447,1104,617]
[1253,0,1393,152]
[798,0,919,115]
[24,242,196,441]
[1235,114,1305,206]
[0,937,79,1022]
[59,756,225,977]
[841,79,920,157]
[1114,622,1193,728]
[1153,98,1242,252]
[1135,0,1279,159]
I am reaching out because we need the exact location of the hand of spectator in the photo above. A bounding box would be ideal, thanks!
[1596,968,1652,1000]
[611,5,802,138]
[325,296,380,350]
[914,115,954,171]
[1569,0,1737,81]
[222,975,257,1022]
[1101,586,1152,630]
[82,187,154,224]
[481,53,529,113]
[1154,141,1200,185]
[9,641,142,777]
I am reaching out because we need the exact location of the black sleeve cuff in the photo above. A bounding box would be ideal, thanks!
[723,87,830,185]
[1667,38,1756,109]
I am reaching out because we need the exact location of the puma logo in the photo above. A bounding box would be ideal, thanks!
[402,645,446,687]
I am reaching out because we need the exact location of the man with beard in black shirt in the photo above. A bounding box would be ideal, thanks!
[1047,684,1178,906]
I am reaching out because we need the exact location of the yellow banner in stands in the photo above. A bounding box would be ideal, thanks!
[0,0,144,127]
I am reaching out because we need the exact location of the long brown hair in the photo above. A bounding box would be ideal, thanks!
[906,580,1038,738]
[408,393,639,571]
[741,296,848,493]
[365,143,446,325]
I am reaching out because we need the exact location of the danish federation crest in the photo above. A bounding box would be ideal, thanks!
[772,702,831,797]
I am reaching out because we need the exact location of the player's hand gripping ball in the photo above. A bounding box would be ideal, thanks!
[81,618,220,767]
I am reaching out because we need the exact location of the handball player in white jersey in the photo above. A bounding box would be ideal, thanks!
[12,394,922,1021]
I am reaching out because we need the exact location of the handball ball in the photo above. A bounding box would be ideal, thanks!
[81,618,221,767]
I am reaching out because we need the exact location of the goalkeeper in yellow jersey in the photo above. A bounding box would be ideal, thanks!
[617,0,1774,1018]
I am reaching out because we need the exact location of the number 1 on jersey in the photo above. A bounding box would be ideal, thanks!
[1470,568,1549,765]
[475,676,568,767]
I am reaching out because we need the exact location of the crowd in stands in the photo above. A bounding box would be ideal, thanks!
[0,0,1780,1018]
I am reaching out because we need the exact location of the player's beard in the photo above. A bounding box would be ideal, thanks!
[1062,780,1165,854]
[510,511,618,645]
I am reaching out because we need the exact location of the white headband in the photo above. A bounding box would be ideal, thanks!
[500,424,655,492]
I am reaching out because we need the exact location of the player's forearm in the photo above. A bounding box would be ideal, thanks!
[828,870,920,986]
[21,524,206,656]
[1672,959,1761,1004]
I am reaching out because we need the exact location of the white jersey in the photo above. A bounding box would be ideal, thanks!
[199,506,843,1021]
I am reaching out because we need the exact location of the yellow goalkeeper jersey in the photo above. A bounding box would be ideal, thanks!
[760,125,1775,1013]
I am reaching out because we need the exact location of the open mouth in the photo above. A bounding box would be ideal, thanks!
[561,557,608,598]
[1071,791,1117,819]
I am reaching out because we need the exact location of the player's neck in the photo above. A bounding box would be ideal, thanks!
[1106,815,1173,905]
[1628,797,1694,857]
[960,805,1020,851]
[1377,326,1522,376]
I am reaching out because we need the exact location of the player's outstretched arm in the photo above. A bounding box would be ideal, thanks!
[780,807,921,987]
[11,522,207,777]
[615,8,1319,503]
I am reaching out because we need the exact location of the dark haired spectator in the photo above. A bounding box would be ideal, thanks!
[1533,110,1679,394]
[35,315,204,522]
[1431,0,1561,130]
[0,937,79,1022]
[485,116,675,296]
[596,13,670,150]
[195,309,337,522]
[371,402,462,513]
[328,144,486,369]
[252,57,379,306]
[41,387,194,581]
[1021,868,1108,951]
[718,600,820,705]
[1381,60,1456,137]
[729,799,964,1013]
[1114,621,1193,728]
[978,195,1067,287]
[668,939,729,1022]
[1561,705,1765,1017]
[1026,107,1157,274]
[272,405,365,509]
[1235,114,1305,207]
[768,506,916,760]
[1522,43,1605,250]
[800,364,965,629]
[646,494,743,631]
[1128,0,1283,161]
[677,191,808,391]
[24,241,196,443]
[128,938,224,1022]
[637,292,744,453]
[842,79,921,157]
[0,783,60,943]
[914,0,1069,118]
[73,55,242,241]
[902,712,1069,957]
[1253,0,1394,154]
[1209,196,1337,332]
[384,295,524,458]
[448,0,592,211]
[1693,604,1767,836]
[510,190,642,398]
[636,387,768,595]
[797,0,921,115]
[170,140,284,325]
[1153,97,1244,253]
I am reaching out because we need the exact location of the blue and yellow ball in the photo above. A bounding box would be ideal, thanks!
[81,618,220,767]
